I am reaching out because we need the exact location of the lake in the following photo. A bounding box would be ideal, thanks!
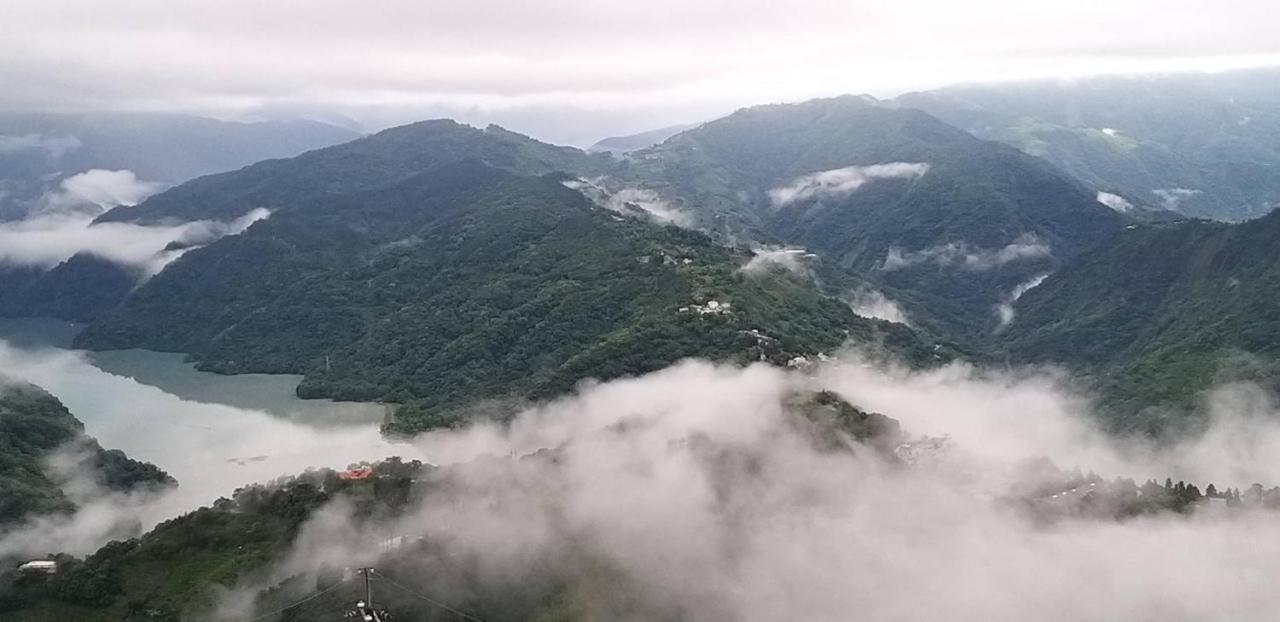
[0,318,430,544]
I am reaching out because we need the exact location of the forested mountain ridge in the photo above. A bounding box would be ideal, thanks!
[609,95,1126,345]
[896,68,1280,221]
[0,112,358,220]
[0,377,173,529]
[0,255,136,323]
[1005,209,1280,431]
[77,160,937,433]
[96,120,613,225]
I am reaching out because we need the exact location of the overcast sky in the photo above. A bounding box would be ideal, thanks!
[4,0,1279,145]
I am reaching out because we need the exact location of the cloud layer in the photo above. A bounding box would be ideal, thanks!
[882,234,1052,271]
[10,330,1280,619]
[847,287,911,325]
[7,1,1278,145]
[1097,191,1134,213]
[0,207,269,275]
[38,169,163,214]
[769,163,930,207]
[215,356,1280,621]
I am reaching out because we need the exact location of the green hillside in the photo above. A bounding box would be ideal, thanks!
[611,95,1125,345]
[0,378,173,528]
[1006,209,1280,431]
[78,161,935,433]
[96,120,613,224]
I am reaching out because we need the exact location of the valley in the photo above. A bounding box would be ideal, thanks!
[0,18,1279,617]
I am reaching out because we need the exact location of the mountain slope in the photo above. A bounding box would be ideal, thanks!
[587,123,698,154]
[896,68,1280,221]
[0,377,173,528]
[609,95,1126,344]
[0,255,135,323]
[1005,209,1280,430]
[97,120,613,224]
[78,160,936,433]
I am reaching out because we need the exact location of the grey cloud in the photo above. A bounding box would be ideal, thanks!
[847,287,911,325]
[741,247,815,277]
[564,178,693,226]
[882,234,1052,272]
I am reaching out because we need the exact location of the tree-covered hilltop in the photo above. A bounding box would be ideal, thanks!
[896,67,1280,222]
[95,120,613,225]
[77,161,939,433]
[610,95,1125,347]
[0,378,174,528]
[1004,209,1280,432]
[0,254,135,323]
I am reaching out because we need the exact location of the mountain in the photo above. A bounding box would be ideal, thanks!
[587,123,698,154]
[1005,209,1280,431]
[0,377,173,529]
[606,95,1126,345]
[896,68,1280,221]
[0,255,135,323]
[77,153,937,433]
[96,120,614,224]
[0,113,359,219]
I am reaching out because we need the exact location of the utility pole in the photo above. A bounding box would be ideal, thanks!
[346,568,388,621]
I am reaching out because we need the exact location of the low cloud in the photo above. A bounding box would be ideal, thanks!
[847,287,911,325]
[0,168,262,276]
[564,177,692,226]
[882,234,1052,272]
[995,272,1050,329]
[38,169,164,215]
[201,354,1280,621]
[1153,187,1201,210]
[1097,191,1134,213]
[0,133,82,159]
[0,207,270,275]
[12,331,1280,619]
[0,442,164,560]
[741,247,814,276]
[768,162,929,207]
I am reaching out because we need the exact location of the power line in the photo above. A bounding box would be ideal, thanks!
[371,569,485,622]
[241,574,351,622]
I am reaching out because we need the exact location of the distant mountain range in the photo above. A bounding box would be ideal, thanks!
[0,112,359,219]
[897,67,1280,221]
[4,73,1280,433]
